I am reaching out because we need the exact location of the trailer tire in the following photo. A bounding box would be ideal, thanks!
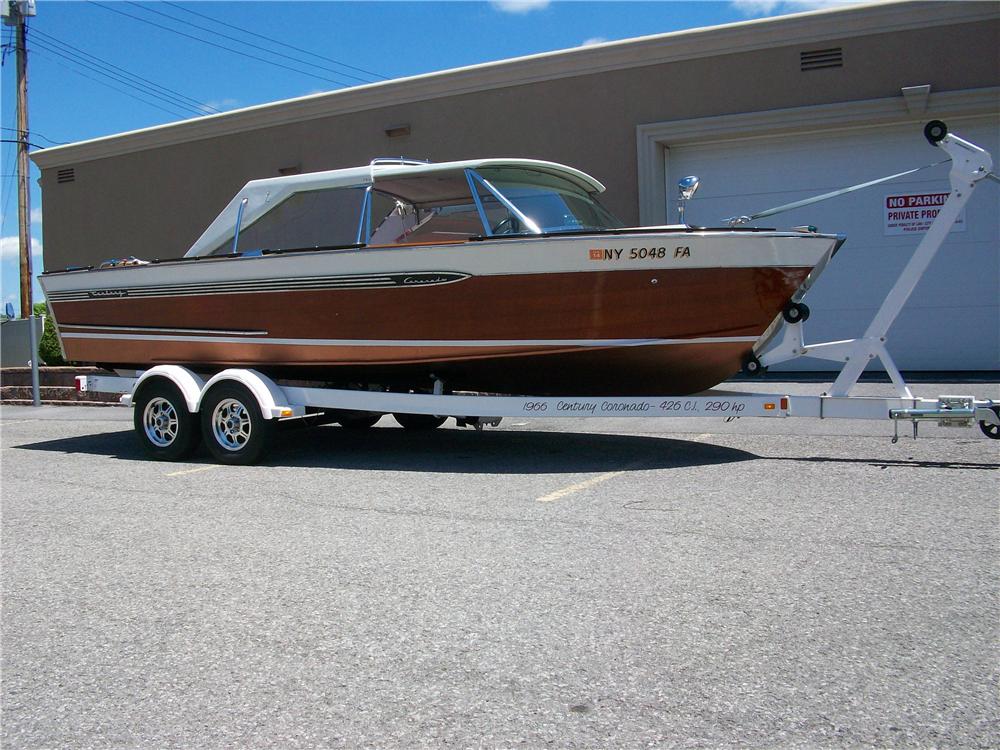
[980,406,1000,440]
[133,379,201,461]
[200,382,273,465]
[393,413,447,430]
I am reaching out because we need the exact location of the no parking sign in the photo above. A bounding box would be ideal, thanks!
[884,192,966,235]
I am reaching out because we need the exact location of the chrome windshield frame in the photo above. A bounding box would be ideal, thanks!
[464,168,543,236]
[355,186,372,245]
[464,169,493,237]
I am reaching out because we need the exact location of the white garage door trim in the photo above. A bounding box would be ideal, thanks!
[636,86,1000,225]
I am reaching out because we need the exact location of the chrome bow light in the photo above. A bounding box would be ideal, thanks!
[677,175,700,225]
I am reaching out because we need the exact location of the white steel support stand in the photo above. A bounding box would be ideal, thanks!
[758,122,995,398]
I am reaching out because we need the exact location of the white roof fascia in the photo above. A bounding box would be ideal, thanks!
[185,158,604,257]
[31,1,998,170]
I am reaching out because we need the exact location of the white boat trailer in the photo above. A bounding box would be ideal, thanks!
[75,122,999,465]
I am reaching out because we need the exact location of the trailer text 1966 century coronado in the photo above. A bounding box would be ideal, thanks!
[70,122,998,465]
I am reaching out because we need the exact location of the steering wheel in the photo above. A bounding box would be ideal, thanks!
[492,216,521,235]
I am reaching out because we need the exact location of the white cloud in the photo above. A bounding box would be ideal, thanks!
[730,0,868,17]
[491,0,550,14]
[580,37,607,47]
[30,207,42,225]
[0,235,42,263]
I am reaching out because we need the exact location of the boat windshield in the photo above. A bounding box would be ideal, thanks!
[474,167,623,234]
[368,165,623,243]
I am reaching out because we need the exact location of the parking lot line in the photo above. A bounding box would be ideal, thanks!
[536,469,627,502]
[165,465,221,477]
[534,433,718,503]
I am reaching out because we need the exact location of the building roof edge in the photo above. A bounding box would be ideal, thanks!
[31,0,998,170]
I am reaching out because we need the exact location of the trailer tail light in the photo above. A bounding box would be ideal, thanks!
[781,397,789,410]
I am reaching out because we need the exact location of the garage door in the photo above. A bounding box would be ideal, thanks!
[664,116,999,372]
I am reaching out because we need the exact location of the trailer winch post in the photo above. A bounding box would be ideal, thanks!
[757,121,995,399]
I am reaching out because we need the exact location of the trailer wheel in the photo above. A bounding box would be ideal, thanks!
[337,413,382,429]
[393,413,447,430]
[200,382,272,465]
[133,379,200,461]
[980,406,1000,440]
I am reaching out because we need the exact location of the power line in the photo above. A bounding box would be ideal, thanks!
[32,28,220,115]
[88,1,362,89]
[1,25,19,226]
[31,40,208,117]
[120,0,370,88]
[31,38,211,117]
[1,25,14,66]
[31,47,197,120]
[1,139,47,150]
[137,1,382,85]
[161,1,389,82]
[0,126,66,146]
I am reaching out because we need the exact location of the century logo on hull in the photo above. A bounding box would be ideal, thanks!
[87,289,129,298]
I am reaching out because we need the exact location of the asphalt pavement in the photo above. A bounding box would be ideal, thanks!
[2,381,998,749]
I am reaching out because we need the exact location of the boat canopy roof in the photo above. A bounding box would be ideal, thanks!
[184,158,605,258]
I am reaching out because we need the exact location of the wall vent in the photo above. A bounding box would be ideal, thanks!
[56,167,75,184]
[385,124,411,138]
[800,47,843,71]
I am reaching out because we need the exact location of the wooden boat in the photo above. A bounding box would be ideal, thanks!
[40,158,842,395]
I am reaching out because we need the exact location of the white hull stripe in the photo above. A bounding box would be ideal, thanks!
[61,333,759,347]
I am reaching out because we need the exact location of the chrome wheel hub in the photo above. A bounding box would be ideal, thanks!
[143,397,179,447]
[212,398,251,452]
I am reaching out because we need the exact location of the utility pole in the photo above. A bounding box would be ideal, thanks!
[4,0,39,404]
[15,1,32,318]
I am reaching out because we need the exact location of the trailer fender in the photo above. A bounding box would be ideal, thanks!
[198,369,304,419]
[129,365,206,412]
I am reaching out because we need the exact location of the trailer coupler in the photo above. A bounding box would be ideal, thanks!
[889,396,999,443]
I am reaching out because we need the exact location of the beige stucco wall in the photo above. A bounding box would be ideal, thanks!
[35,7,1000,272]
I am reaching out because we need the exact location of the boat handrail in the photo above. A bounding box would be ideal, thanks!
[369,157,432,167]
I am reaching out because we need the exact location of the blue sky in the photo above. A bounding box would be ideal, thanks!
[1,0,849,308]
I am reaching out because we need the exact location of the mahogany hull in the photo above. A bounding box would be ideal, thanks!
[41,230,841,395]
[46,267,809,395]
